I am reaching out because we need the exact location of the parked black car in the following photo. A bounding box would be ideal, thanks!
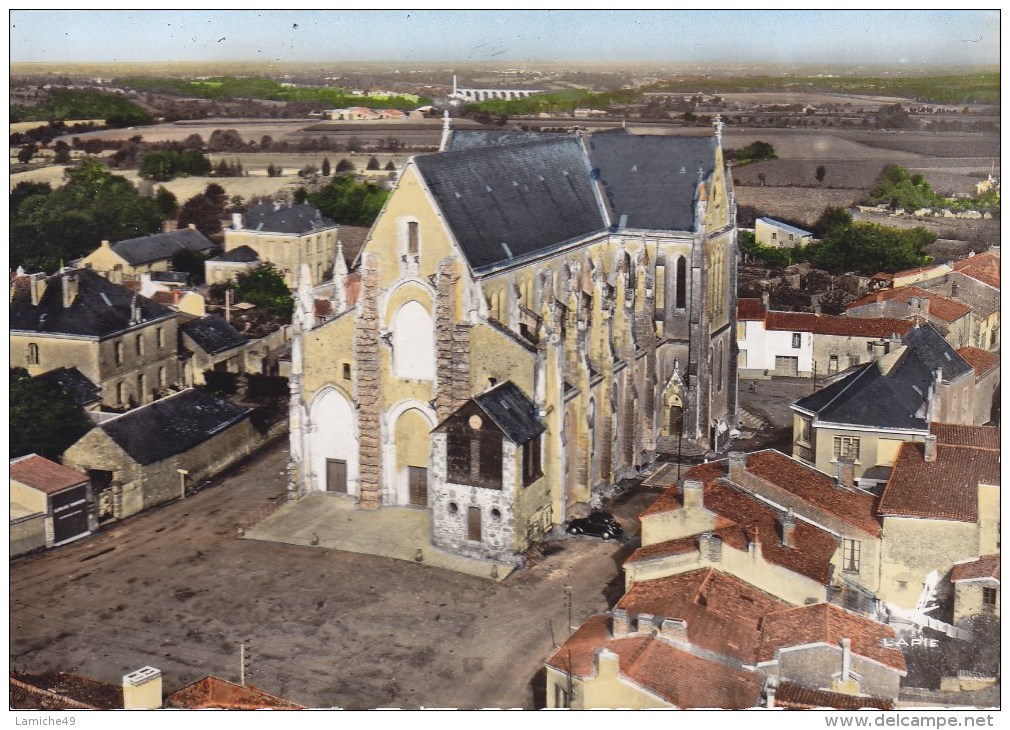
[566,510,624,540]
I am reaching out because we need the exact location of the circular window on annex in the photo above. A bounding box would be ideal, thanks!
[448,502,459,514]
[491,508,502,521]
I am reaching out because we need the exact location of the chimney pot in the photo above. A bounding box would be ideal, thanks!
[835,457,855,489]
[728,451,747,481]
[122,666,162,710]
[924,434,937,462]
[682,479,704,511]
[611,608,630,638]
[780,508,796,548]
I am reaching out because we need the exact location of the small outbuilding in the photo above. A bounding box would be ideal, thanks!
[10,454,95,555]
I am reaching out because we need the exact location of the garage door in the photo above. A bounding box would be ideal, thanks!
[775,356,799,376]
[51,486,90,544]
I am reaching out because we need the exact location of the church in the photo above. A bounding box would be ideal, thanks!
[287,121,739,564]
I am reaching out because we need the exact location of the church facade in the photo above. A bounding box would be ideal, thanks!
[287,123,739,563]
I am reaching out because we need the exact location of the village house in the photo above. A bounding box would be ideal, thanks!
[224,202,340,288]
[790,323,979,489]
[917,250,1000,352]
[178,314,249,386]
[754,217,814,249]
[868,262,952,290]
[545,568,905,709]
[846,286,973,350]
[632,450,883,607]
[204,244,261,285]
[955,345,1000,424]
[10,268,182,410]
[77,226,217,285]
[10,454,95,556]
[950,555,1000,624]
[287,122,739,564]
[736,297,912,379]
[62,388,256,523]
[876,423,1000,612]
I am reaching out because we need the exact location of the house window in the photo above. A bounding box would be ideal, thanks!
[848,355,860,368]
[983,587,997,609]
[115,341,124,365]
[843,539,861,573]
[791,333,802,349]
[158,367,166,387]
[522,435,543,486]
[800,418,812,444]
[156,328,164,348]
[138,373,146,398]
[136,334,144,356]
[736,322,747,340]
[27,343,39,365]
[829,355,839,373]
[343,363,351,380]
[117,382,126,405]
[407,221,419,257]
[833,436,860,461]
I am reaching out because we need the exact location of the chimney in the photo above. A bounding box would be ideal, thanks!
[594,648,620,680]
[749,526,762,559]
[875,290,884,303]
[761,291,770,308]
[187,223,196,230]
[699,532,722,562]
[915,296,930,319]
[659,618,688,642]
[728,451,746,482]
[634,613,656,635]
[611,608,630,638]
[924,433,938,463]
[232,212,243,230]
[122,666,162,710]
[835,457,854,489]
[765,683,777,709]
[780,508,796,548]
[926,367,942,424]
[871,340,887,361]
[61,271,79,309]
[682,479,704,511]
[30,273,49,306]
[950,281,959,297]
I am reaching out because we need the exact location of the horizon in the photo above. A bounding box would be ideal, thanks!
[10,10,1000,67]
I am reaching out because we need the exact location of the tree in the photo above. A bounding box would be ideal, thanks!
[235,264,293,320]
[201,369,239,397]
[171,248,210,285]
[53,140,72,164]
[204,182,228,209]
[807,221,934,275]
[321,157,331,176]
[10,368,94,460]
[17,143,37,164]
[815,165,826,183]
[384,160,396,171]
[306,174,390,227]
[154,186,179,218]
[208,128,245,152]
[816,288,854,315]
[335,158,355,173]
[266,163,283,177]
[366,156,380,171]
[177,194,224,237]
[812,206,853,238]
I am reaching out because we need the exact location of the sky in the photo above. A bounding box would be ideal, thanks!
[9,10,1000,67]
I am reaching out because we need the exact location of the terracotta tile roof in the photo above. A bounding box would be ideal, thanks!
[344,272,362,308]
[956,347,1000,378]
[878,438,1000,522]
[774,681,894,710]
[314,298,333,318]
[9,671,122,710]
[870,263,947,284]
[166,676,302,709]
[812,315,913,338]
[617,569,790,663]
[847,286,971,324]
[737,297,767,321]
[764,310,819,332]
[953,252,1000,290]
[950,555,1001,583]
[9,454,89,494]
[931,422,1001,451]
[757,603,906,672]
[743,451,882,537]
[546,614,763,709]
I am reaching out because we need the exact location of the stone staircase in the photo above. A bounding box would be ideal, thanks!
[737,407,770,431]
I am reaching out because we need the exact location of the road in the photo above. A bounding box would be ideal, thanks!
[10,437,658,709]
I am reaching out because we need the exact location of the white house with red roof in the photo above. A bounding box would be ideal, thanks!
[10,454,95,555]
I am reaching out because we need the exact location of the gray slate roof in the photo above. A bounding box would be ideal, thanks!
[181,315,248,356]
[111,228,217,266]
[240,203,336,234]
[10,269,175,338]
[472,381,545,445]
[35,367,102,407]
[100,389,251,466]
[446,129,563,151]
[588,129,715,232]
[415,137,605,272]
[209,245,261,264]
[793,323,971,431]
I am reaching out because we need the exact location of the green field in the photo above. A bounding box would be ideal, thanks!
[10,90,151,126]
[116,76,430,110]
